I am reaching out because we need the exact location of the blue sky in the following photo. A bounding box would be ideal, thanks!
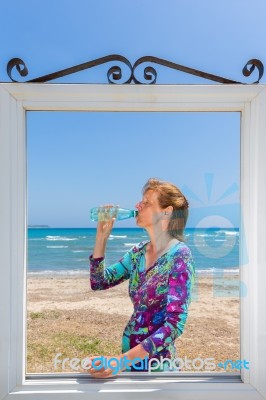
[1,0,266,228]
[27,111,240,227]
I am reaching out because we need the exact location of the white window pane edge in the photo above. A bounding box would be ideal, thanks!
[0,83,266,400]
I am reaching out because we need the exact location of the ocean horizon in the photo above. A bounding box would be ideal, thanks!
[27,227,240,277]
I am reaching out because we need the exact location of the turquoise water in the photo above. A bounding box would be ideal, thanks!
[27,227,240,276]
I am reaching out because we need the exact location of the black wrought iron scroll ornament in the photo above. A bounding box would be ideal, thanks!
[6,55,264,84]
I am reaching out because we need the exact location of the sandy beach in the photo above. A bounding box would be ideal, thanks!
[27,273,240,374]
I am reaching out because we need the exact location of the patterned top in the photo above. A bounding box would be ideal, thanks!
[89,240,195,372]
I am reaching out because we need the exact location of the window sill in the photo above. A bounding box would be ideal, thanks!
[8,374,262,400]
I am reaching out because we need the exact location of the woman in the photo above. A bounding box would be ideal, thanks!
[87,178,195,378]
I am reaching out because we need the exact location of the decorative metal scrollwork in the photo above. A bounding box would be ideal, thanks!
[6,55,264,84]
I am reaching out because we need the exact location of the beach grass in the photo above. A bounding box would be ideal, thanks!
[27,308,124,373]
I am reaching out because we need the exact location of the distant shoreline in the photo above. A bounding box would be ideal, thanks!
[28,225,50,228]
[28,226,239,230]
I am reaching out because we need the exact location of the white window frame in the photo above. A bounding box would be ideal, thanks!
[0,83,266,400]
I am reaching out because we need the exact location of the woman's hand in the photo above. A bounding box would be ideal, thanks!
[96,205,118,241]
[92,204,118,258]
[84,354,127,379]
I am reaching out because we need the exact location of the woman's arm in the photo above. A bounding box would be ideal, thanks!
[90,206,133,290]
[93,207,115,258]
[92,235,108,258]
[89,250,132,291]
[138,246,195,357]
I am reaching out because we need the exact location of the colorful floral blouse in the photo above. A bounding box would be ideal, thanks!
[89,240,195,372]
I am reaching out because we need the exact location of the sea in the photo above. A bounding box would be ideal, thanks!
[27,227,240,277]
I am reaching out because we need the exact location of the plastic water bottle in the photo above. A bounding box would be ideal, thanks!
[90,206,138,221]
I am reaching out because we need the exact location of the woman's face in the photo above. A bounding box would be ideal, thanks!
[135,190,165,228]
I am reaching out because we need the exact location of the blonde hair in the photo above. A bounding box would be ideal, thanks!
[142,178,189,242]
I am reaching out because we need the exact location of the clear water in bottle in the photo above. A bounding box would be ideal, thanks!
[90,206,138,221]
